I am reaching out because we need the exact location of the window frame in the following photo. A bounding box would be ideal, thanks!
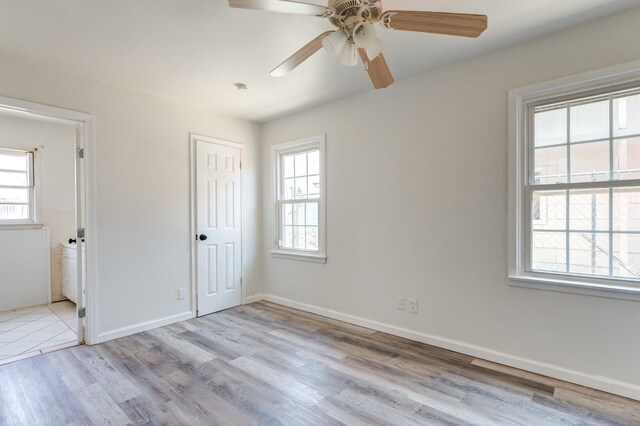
[509,60,640,300]
[0,147,36,225]
[271,135,326,263]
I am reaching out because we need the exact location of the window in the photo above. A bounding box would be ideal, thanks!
[0,148,34,224]
[272,136,326,263]
[510,65,640,297]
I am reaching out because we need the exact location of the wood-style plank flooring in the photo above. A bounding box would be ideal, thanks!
[0,301,638,425]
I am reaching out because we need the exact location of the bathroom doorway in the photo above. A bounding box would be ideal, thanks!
[0,98,95,364]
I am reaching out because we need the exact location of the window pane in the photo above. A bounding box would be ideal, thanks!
[308,150,320,175]
[0,152,28,171]
[284,178,295,200]
[293,203,305,226]
[613,187,640,232]
[532,231,567,272]
[294,153,307,177]
[613,234,640,279]
[532,190,566,230]
[568,232,609,276]
[570,100,609,142]
[0,187,29,203]
[569,141,610,183]
[0,204,29,220]
[283,155,295,179]
[292,226,305,249]
[613,93,640,138]
[535,146,567,184]
[308,175,320,197]
[0,171,28,186]
[613,137,640,181]
[282,203,293,225]
[569,189,609,231]
[306,227,319,251]
[294,177,308,199]
[306,202,318,226]
[529,90,640,282]
[535,108,567,147]
[277,144,323,253]
[282,225,293,248]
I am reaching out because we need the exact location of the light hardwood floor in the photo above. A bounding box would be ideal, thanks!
[0,301,638,425]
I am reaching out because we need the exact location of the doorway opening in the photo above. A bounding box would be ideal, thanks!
[0,97,95,364]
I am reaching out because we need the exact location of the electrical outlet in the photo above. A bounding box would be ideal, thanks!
[407,298,418,313]
[178,288,187,300]
[397,297,405,310]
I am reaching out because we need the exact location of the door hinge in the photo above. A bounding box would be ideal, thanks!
[77,228,86,239]
[78,148,85,159]
[240,161,242,170]
[78,307,86,318]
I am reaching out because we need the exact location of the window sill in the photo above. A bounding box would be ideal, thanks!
[0,223,43,231]
[271,249,327,264]
[508,274,640,302]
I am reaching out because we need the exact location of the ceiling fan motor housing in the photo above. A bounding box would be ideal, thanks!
[328,0,383,28]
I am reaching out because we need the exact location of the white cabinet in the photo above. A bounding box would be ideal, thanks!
[61,243,84,304]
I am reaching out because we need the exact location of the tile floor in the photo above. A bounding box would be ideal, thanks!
[0,301,78,365]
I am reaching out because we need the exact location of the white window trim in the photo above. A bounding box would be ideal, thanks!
[508,60,640,301]
[0,147,37,226]
[271,135,326,263]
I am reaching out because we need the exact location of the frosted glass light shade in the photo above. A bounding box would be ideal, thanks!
[353,23,376,47]
[322,30,348,57]
[339,43,358,67]
[365,37,385,60]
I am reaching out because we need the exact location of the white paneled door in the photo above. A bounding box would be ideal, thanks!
[196,139,242,316]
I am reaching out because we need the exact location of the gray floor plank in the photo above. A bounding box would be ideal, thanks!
[0,301,637,425]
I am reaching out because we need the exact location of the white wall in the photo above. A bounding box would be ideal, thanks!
[0,55,262,341]
[0,229,50,311]
[0,115,76,302]
[261,7,640,397]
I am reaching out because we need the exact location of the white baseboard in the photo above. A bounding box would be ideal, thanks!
[96,311,195,343]
[248,293,640,401]
[244,294,263,304]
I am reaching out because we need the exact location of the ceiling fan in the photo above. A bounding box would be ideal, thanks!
[228,0,488,89]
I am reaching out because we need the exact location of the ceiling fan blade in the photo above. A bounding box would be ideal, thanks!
[229,0,334,17]
[380,11,487,38]
[270,31,333,77]
[358,49,394,89]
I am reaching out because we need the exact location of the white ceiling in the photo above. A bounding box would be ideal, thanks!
[0,0,639,122]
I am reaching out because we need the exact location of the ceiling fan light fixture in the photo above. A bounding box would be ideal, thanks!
[339,42,358,67]
[353,22,376,48]
[322,29,348,57]
[365,37,385,60]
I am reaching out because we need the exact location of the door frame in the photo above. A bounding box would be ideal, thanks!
[0,95,98,345]
[189,134,245,317]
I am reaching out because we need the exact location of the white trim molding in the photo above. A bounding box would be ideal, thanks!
[97,311,194,343]
[509,273,640,302]
[270,249,327,264]
[244,294,264,304]
[246,293,640,401]
[508,59,640,300]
